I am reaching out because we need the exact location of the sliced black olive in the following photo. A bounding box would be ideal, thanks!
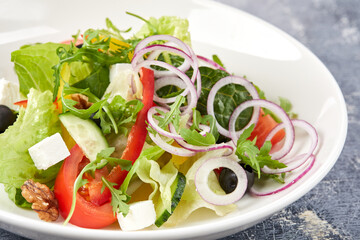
[219,168,238,194]
[0,105,17,133]
[219,165,255,194]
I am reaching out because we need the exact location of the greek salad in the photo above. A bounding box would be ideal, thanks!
[0,14,318,231]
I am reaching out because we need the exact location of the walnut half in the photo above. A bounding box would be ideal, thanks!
[21,179,59,222]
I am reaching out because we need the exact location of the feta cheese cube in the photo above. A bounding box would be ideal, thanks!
[104,63,143,102]
[118,200,156,231]
[28,133,70,170]
[0,78,21,110]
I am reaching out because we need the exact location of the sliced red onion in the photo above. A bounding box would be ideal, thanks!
[197,55,228,72]
[207,76,260,138]
[147,106,183,140]
[153,76,188,104]
[175,139,234,156]
[133,60,197,115]
[262,119,318,174]
[229,99,294,160]
[250,155,316,197]
[131,44,197,83]
[134,35,193,57]
[195,157,247,205]
[167,123,234,155]
[148,132,195,157]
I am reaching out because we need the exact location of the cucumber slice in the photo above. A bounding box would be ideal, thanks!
[59,112,108,161]
[155,172,186,227]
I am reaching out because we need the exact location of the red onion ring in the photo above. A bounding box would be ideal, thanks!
[207,76,260,138]
[131,44,198,84]
[195,157,247,205]
[147,106,183,140]
[197,55,228,73]
[250,155,316,196]
[153,76,188,104]
[167,123,234,155]
[133,60,197,115]
[229,99,295,160]
[148,132,195,157]
[261,119,318,174]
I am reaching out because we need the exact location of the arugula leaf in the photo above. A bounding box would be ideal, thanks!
[180,128,215,146]
[212,54,225,68]
[101,177,130,216]
[64,148,132,224]
[235,125,286,178]
[190,109,219,140]
[153,95,185,132]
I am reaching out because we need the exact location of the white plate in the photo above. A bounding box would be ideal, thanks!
[0,0,347,239]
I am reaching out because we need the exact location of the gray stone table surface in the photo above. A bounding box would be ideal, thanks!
[1,0,359,239]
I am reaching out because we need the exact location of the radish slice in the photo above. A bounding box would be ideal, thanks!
[262,119,318,174]
[195,157,247,205]
[207,76,260,138]
[250,155,316,196]
[229,99,295,160]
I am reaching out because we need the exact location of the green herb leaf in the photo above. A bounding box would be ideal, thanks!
[212,54,225,68]
[64,148,131,224]
[101,177,130,216]
[153,95,185,132]
[235,125,286,178]
[179,128,216,146]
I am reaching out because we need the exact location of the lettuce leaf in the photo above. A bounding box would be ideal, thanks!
[135,16,191,45]
[164,149,237,226]
[0,89,61,201]
[11,43,69,96]
[136,156,178,213]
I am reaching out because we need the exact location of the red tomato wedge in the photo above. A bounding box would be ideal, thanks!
[248,109,285,148]
[54,68,154,228]
[54,145,116,228]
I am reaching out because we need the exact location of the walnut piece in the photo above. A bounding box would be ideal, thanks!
[21,179,59,222]
[71,93,93,109]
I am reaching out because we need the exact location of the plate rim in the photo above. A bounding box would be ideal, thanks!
[0,0,348,239]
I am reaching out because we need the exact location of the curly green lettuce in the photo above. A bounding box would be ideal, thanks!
[0,89,61,206]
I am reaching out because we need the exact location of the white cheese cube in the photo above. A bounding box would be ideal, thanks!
[0,78,21,110]
[104,63,143,102]
[28,133,70,170]
[118,200,156,231]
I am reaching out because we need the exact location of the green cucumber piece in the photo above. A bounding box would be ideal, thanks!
[155,172,186,227]
[59,112,108,161]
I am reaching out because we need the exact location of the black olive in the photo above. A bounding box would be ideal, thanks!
[219,165,255,194]
[0,105,17,133]
[90,112,101,128]
[219,168,238,194]
[76,43,83,48]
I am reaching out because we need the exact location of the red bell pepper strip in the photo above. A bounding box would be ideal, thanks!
[86,67,155,206]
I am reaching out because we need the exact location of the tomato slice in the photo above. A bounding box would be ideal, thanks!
[54,145,116,228]
[248,109,285,148]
